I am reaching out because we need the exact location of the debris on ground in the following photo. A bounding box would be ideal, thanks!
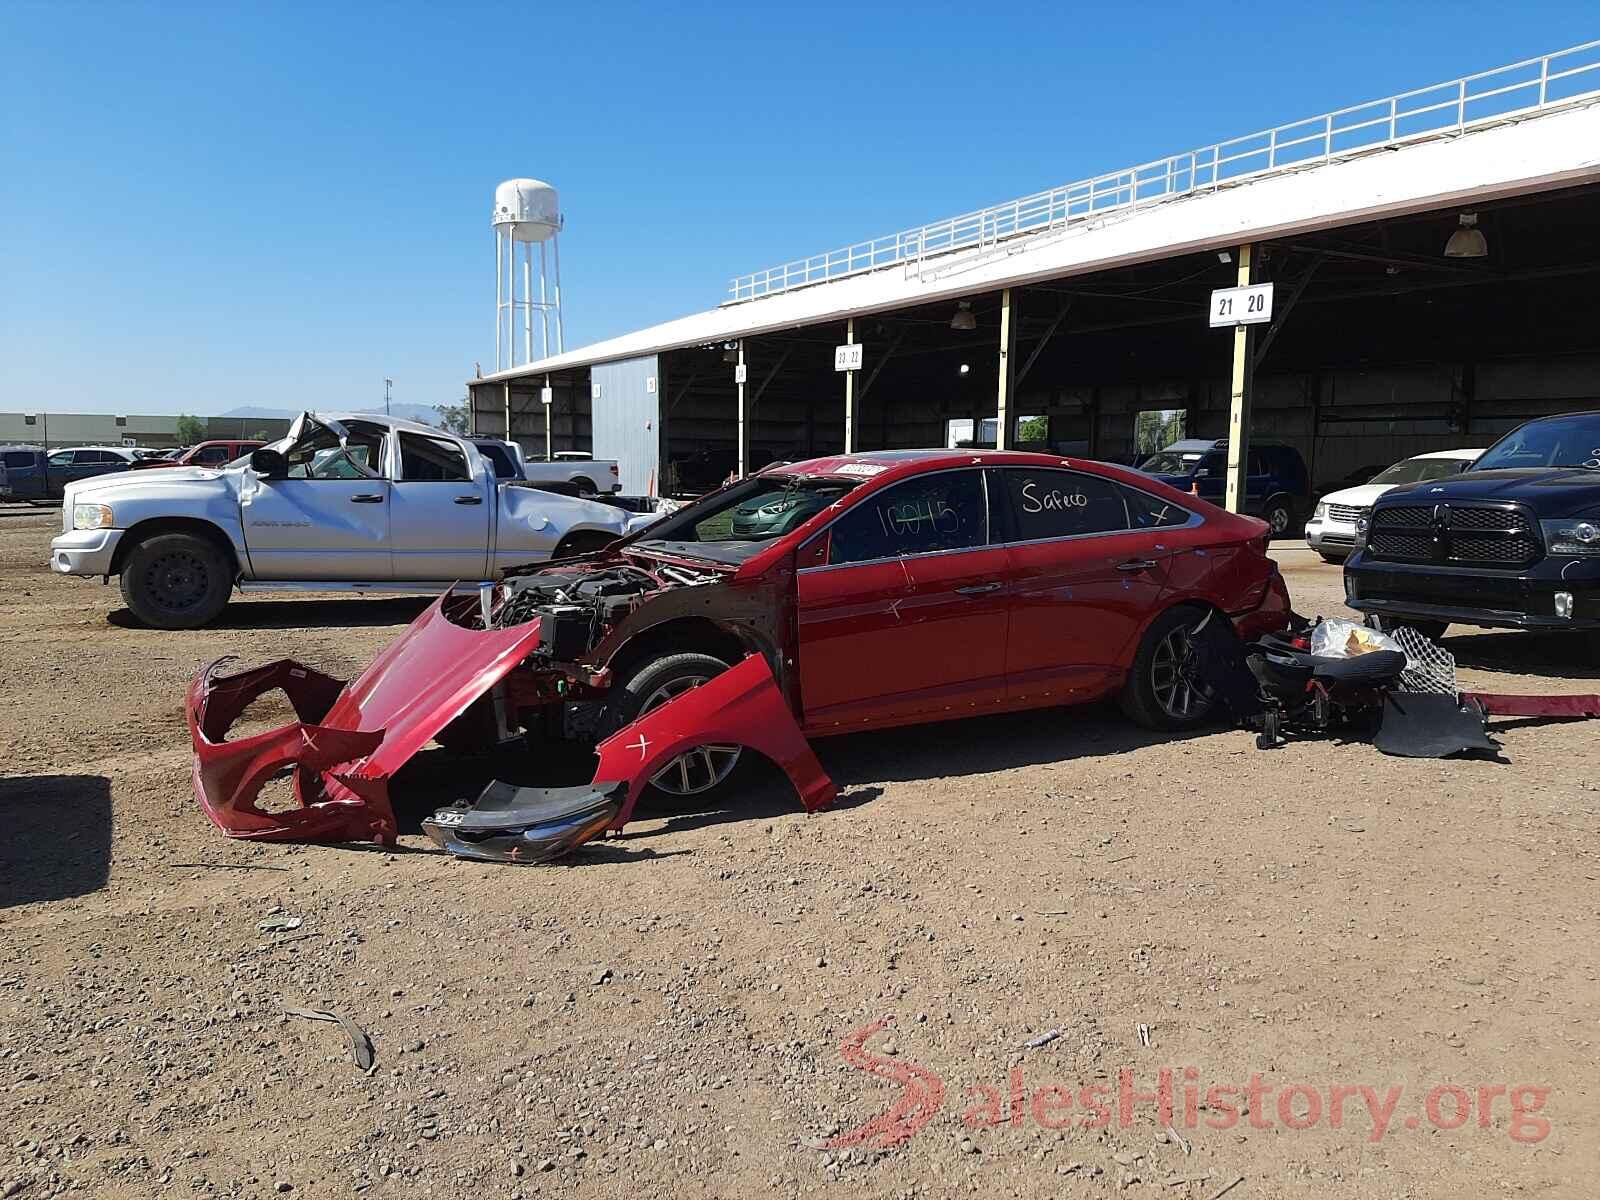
[280,1001,376,1071]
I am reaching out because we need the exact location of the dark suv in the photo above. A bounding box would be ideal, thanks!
[1136,438,1309,536]
[1344,411,1600,642]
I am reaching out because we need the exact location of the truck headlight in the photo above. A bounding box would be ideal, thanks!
[1540,518,1600,557]
[73,502,114,530]
[1311,502,1327,521]
[1353,514,1370,550]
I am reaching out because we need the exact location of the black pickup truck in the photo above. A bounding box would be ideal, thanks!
[1344,411,1600,644]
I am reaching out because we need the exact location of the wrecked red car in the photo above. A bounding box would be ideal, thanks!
[188,450,1291,858]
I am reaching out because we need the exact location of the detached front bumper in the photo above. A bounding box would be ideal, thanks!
[50,528,124,576]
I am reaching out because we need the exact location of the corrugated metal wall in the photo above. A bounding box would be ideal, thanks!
[589,355,660,494]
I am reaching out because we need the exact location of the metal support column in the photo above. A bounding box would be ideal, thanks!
[1224,244,1256,514]
[543,375,553,461]
[843,318,856,454]
[503,382,512,441]
[996,288,1015,450]
[736,340,748,478]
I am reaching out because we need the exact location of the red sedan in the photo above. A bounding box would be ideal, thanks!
[188,450,1290,849]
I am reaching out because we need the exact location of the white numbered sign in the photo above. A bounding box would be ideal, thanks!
[1208,283,1274,328]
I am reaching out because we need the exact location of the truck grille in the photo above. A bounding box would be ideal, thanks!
[1326,503,1367,523]
[1367,502,1541,568]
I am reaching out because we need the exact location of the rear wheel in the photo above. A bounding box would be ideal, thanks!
[606,652,744,800]
[1261,497,1295,539]
[1119,607,1220,731]
[1367,614,1448,643]
[571,476,598,496]
[118,532,232,629]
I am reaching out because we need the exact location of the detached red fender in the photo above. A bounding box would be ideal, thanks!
[187,597,546,845]
[594,653,837,832]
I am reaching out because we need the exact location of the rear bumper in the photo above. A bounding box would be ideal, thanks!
[1345,552,1600,630]
[1230,562,1294,642]
[49,528,124,576]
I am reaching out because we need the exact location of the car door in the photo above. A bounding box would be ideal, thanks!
[388,431,491,581]
[238,417,392,580]
[795,467,1011,732]
[997,467,1181,703]
[189,444,233,469]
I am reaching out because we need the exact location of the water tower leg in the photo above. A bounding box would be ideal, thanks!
[523,243,533,366]
[540,241,550,360]
[552,233,565,355]
[495,229,503,373]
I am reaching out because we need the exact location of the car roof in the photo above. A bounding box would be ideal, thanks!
[52,445,134,453]
[1410,448,1485,459]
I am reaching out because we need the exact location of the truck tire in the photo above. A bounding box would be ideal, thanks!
[1261,496,1295,539]
[605,652,745,801]
[118,532,232,629]
[1118,607,1220,732]
[571,475,599,495]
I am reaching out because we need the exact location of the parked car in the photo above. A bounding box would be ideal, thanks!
[1304,449,1482,562]
[1344,411,1600,643]
[524,451,621,495]
[129,439,263,470]
[48,412,652,629]
[0,445,139,501]
[188,448,1293,841]
[1136,438,1309,536]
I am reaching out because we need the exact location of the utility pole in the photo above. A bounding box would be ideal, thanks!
[384,377,394,416]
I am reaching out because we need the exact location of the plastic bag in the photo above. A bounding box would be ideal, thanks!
[1309,618,1401,659]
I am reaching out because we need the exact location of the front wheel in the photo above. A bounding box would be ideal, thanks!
[1318,551,1346,565]
[1119,607,1220,731]
[118,532,232,629]
[605,652,744,800]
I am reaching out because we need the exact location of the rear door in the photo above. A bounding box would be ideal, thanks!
[796,468,1011,732]
[997,467,1179,703]
[238,417,392,580]
[389,432,491,580]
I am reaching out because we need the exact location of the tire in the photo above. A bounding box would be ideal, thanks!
[551,530,619,560]
[118,532,233,629]
[605,652,744,800]
[571,476,598,496]
[1317,552,1346,565]
[1261,497,1295,539]
[1367,614,1448,643]
[1119,607,1221,732]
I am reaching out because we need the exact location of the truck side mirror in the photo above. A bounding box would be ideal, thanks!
[250,447,289,478]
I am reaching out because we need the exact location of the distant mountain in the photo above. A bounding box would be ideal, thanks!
[218,402,449,426]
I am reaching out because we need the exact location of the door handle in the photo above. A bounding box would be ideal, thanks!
[955,582,1003,596]
[350,493,384,504]
[453,494,483,505]
[1117,559,1159,572]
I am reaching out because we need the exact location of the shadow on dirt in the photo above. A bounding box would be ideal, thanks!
[0,775,112,907]
[108,596,432,631]
[1444,628,1600,682]
[815,702,1218,785]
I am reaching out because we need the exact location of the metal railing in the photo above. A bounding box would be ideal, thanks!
[727,40,1600,303]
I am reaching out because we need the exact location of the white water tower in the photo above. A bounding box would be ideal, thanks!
[493,178,565,371]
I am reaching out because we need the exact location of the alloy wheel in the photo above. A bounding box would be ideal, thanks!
[1149,626,1210,721]
[638,675,742,796]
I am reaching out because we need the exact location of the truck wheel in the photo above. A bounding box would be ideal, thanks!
[118,532,232,629]
[1119,607,1220,732]
[1367,614,1448,643]
[571,476,598,495]
[606,652,744,801]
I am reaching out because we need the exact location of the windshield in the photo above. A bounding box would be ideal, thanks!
[632,473,859,563]
[1368,457,1472,485]
[1139,451,1205,475]
[1473,414,1600,471]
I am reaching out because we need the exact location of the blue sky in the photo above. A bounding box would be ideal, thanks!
[2,2,1593,415]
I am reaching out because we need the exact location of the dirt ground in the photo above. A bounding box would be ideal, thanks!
[2,504,1598,1200]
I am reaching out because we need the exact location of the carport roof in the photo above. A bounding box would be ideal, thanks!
[474,99,1600,387]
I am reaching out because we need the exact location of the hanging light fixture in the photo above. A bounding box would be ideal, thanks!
[949,300,977,332]
[1443,213,1488,258]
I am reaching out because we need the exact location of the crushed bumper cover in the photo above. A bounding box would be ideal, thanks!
[422,653,838,863]
[187,597,548,845]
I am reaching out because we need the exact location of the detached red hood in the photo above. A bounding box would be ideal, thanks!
[188,595,544,844]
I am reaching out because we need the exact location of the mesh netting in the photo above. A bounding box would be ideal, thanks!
[1392,626,1458,695]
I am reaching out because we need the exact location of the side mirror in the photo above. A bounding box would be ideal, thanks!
[250,447,288,478]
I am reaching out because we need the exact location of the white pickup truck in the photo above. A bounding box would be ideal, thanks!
[49,412,657,629]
